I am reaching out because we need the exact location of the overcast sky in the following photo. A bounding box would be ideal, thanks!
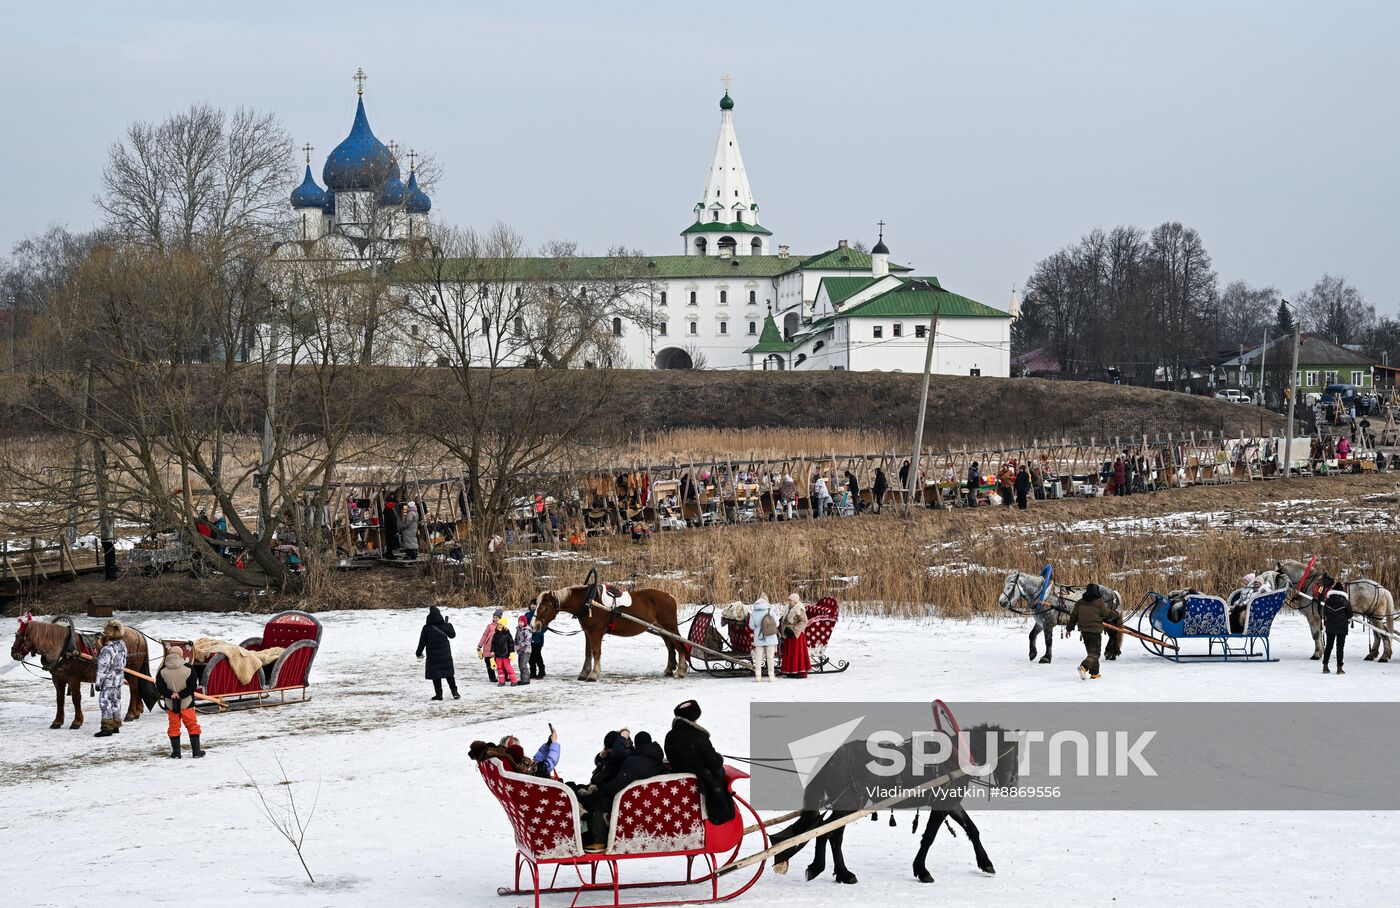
[3,1,1396,315]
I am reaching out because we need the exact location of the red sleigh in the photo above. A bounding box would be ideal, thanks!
[479,759,768,907]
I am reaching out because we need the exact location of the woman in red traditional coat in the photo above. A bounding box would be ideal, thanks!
[779,593,811,678]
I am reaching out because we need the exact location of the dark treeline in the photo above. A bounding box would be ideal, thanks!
[1013,222,1400,387]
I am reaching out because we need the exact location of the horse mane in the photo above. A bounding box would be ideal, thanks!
[23,619,69,662]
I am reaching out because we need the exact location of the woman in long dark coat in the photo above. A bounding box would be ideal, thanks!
[416,605,459,700]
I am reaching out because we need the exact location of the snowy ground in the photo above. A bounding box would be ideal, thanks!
[2,606,1397,908]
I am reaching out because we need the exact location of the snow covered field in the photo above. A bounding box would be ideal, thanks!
[2,606,1396,908]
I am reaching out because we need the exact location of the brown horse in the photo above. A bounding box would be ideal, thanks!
[530,585,687,682]
[10,614,153,729]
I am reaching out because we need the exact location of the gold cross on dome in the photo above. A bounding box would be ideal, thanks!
[406,149,419,172]
[721,73,732,93]
[388,139,399,159]
[353,68,368,95]
[301,143,314,164]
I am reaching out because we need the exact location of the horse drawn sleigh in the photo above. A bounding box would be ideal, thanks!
[530,569,848,682]
[476,701,1015,906]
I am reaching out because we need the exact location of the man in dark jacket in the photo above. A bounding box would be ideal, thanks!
[965,462,980,508]
[581,730,664,851]
[1014,464,1032,510]
[415,605,459,700]
[1065,584,1122,680]
[381,498,400,560]
[524,608,547,679]
[871,468,888,514]
[1320,576,1351,675]
[664,700,736,824]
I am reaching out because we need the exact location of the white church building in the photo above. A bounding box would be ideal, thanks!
[277,76,1013,376]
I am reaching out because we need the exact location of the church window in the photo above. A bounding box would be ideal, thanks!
[719,321,728,335]
[514,286,522,299]
[689,291,697,306]
[514,316,525,335]
[751,238,762,255]
[612,317,623,337]
[410,324,419,338]
[689,321,698,335]
[480,316,490,336]
[748,320,757,335]
[748,290,756,304]
[893,323,903,337]
[734,190,738,197]
[719,290,727,304]
[659,291,668,306]
[712,211,719,222]
[873,325,883,339]
[659,321,668,336]
[915,324,927,338]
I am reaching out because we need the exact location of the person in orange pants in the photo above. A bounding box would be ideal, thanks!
[155,649,204,758]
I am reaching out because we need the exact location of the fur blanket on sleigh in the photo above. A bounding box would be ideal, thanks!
[192,637,285,684]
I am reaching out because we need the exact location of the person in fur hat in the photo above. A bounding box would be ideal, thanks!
[778,594,811,678]
[664,700,735,824]
[155,648,203,758]
[93,619,128,738]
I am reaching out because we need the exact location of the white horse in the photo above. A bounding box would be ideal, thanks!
[1264,560,1394,662]
[996,570,1123,664]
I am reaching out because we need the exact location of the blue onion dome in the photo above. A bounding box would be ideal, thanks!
[322,96,393,192]
[290,164,327,209]
[322,188,336,215]
[379,158,405,206]
[404,170,431,213]
[719,91,734,111]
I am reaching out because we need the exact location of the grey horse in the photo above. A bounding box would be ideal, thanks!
[996,569,1123,663]
[1263,560,1394,662]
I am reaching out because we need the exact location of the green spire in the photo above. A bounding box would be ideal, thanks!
[719,92,734,111]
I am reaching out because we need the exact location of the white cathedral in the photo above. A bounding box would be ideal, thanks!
[276,76,1013,376]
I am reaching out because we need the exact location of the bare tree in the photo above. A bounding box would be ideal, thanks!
[393,223,657,588]
[1216,280,1278,352]
[1295,273,1375,343]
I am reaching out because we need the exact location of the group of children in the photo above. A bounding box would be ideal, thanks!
[476,608,546,687]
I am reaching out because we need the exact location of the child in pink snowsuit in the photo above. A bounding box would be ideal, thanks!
[477,609,504,682]
[490,617,518,687]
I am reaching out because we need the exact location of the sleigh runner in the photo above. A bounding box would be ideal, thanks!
[479,758,768,907]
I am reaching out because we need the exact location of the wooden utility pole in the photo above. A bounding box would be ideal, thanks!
[1282,313,1302,480]
[905,304,942,514]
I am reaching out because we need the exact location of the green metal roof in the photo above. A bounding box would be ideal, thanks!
[783,247,912,275]
[818,276,884,307]
[840,278,1011,319]
[681,220,774,236]
[350,248,912,285]
[744,313,795,354]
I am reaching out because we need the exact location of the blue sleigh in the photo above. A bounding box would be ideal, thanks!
[1136,589,1288,662]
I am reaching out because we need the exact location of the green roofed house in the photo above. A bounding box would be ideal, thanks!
[746,231,1014,374]
[1221,333,1376,409]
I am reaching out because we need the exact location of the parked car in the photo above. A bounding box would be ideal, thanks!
[1215,388,1248,403]
[1320,384,1361,407]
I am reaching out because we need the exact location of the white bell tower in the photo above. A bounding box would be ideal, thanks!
[681,76,772,257]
